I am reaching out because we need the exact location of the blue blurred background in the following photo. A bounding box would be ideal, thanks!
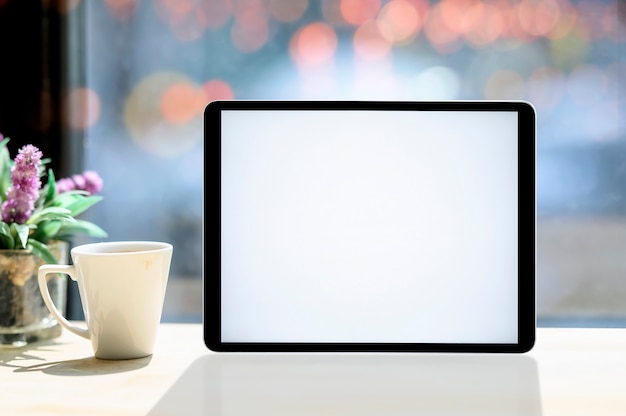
[2,0,624,324]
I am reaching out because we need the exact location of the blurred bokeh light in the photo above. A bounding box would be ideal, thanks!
[78,0,625,323]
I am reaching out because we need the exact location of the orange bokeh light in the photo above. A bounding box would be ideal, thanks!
[340,0,381,26]
[517,0,561,38]
[437,0,505,46]
[497,0,530,40]
[439,0,473,36]
[125,72,203,157]
[65,87,101,130]
[202,80,235,102]
[290,22,338,66]
[161,82,202,125]
[377,0,422,44]
[547,0,577,39]
[534,0,562,36]
[464,2,504,47]
[424,2,461,53]
[354,21,391,60]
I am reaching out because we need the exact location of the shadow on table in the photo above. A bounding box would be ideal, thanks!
[13,354,151,376]
[0,341,151,375]
[149,353,542,416]
[0,339,60,369]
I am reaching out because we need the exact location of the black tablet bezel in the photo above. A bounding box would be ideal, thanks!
[204,100,536,353]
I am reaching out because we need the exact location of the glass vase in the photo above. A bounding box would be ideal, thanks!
[0,241,68,347]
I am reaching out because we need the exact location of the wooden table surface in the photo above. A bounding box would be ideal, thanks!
[1,325,625,416]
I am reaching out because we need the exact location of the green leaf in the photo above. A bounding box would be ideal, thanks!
[30,220,63,242]
[11,223,31,249]
[0,234,14,249]
[27,239,58,264]
[26,207,74,225]
[48,190,89,208]
[64,195,103,217]
[56,220,108,239]
[44,168,57,205]
[0,138,12,201]
[0,222,14,249]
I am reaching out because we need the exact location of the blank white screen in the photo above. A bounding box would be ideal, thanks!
[221,110,519,344]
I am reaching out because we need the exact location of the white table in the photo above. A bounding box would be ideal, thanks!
[1,325,625,415]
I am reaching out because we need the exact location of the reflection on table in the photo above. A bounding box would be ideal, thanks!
[150,353,541,416]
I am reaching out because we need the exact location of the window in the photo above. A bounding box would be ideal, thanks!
[77,0,624,325]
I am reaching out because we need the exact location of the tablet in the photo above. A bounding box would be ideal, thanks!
[205,100,535,353]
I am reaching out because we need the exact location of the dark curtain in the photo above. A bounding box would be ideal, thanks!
[0,1,64,171]
[0,0,85,319]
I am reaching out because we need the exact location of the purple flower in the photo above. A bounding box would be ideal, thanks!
[1,145,43,224]
[56,170,103,195]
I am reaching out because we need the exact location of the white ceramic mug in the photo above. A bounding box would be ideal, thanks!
[38,241,173,360]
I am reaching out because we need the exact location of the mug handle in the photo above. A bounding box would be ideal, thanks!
[38,265,90,339]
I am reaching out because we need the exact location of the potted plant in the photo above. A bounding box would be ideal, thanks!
[0,134,107,347]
